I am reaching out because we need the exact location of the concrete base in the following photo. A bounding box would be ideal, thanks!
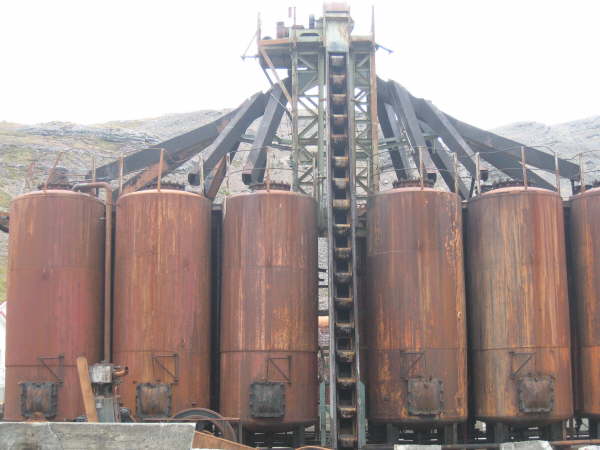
[394,446,442,450]
[0,422,196,450]
[500,441,552,450]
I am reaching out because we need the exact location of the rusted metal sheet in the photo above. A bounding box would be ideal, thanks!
[466,186,572,424]
[5,190,105,421]
[366,187,468,425]
[220,188,318,431]
[569,187,600,418]
[113,189,212,418]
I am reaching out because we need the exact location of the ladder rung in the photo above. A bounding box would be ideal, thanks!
[334,272,352,284]
[336,350,356,363]
[333,199,350,210]
[335,322,355,336]
[337,406,357,419]
[337,376,357,389]
[334,247,352,260]
[335,297,353,309]
[332,156,349,168]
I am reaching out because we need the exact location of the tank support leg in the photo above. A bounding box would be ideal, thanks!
[385,424,397,444]
[542,421,565,441]
[367,421,386,443]
[293,425,305,447]
[590,418,600,438]
[243,429,254,446]
[491,422,509,443]
[265,431,273,448]
[442,424,458,444]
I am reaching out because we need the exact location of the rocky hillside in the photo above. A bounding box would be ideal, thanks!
[0,112,599,302]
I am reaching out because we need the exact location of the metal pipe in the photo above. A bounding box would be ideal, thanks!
[475,152,481,195]
[554,151,561,196]
[419,146,424,190]
[118,154,124,195]
[312,154,317,198]
[521,146,528,190]
[265,147,271,191]
[72,182,113,362]
[91,157,98,197]
[44,151,64,191]
[199,156,205,194]
[226,153,231,194]
[580,152,586,193]
[453,152,459,195]
[157,149,164,192]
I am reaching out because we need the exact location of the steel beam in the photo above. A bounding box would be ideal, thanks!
[409,95,478,177]
[93,110,236,182]
[203,142,241,200]
[242,81,289,185]
[388,81,435,174]
[445,113,579,178]
[376,79,407,178]
[377,99,410,180]
[197,92,267,181]
[426,139,470,199]
[465,138,555,190]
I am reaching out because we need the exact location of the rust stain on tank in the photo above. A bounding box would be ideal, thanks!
[220,189,318,431]
[466,186,572,424]
[113,189,212,418]
[5,190,105,421]
[366,187,468,425]
[569,186,600,418]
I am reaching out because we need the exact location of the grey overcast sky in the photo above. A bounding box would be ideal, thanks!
[0,0,598,129]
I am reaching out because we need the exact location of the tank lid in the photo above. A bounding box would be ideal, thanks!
[392,178,435,189]
[35,182,74,191]
[482,179,557,193]
[573,180,600,196]
[250,181,291,191]
[141,181,186,191]
[35,167,72,190]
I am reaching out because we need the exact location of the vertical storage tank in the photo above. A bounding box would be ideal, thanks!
[569,186,600,418]
[366,186,468,426]
[467,186,572,425]
[113,188,212,419]
[220,186,318,431]
[5,189,105,421]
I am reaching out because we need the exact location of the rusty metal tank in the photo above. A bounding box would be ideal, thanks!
[569,186,600,418]
[5,189,105,421]
[466,186,572,424]
[113,188,212,419]
[366,186,468,425]
[220,186,318,431]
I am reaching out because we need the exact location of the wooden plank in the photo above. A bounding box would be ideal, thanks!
[76,356,98,423]
[192,432,253,450]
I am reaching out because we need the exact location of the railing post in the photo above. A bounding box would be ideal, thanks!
[419,146,425,190]
[157,149,164,192]
[579,152,586,193]
[521,146,528,190]
[475,152,481,196]
[554,151,561,197]
[453,152,459,195]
